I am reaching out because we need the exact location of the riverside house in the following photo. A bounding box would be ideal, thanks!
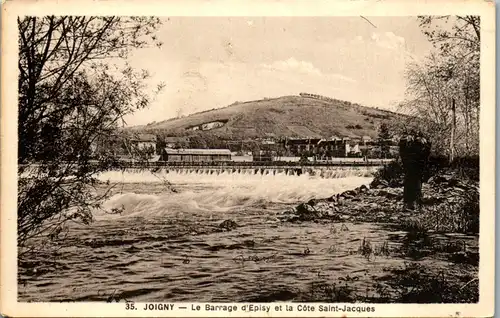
[130,133,157,153]
[164,136,190,149]
[160,148,232,163]
[283,136,368,158]
[316,137,346,158]
[283,138,322,156]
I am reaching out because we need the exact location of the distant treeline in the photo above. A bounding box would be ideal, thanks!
[299,92,341,102]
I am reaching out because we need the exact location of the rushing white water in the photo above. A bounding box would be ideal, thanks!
[95,169,374,219]
[19,167,479,303]
[98,166,377,182]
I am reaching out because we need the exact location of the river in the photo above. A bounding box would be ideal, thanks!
[18,168,478,302]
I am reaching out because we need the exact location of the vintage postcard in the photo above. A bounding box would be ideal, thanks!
[1,0,495,317]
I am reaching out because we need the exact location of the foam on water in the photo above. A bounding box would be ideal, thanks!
[97,166,377,184]
[19,168,479,303]
[96,169,373,219]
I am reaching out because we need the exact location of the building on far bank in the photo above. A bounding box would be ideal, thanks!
[257,133,277,145]
[282,136,373,158]
[252,150,275,162]
[231,152,253,162]
[316,138,346,158]
[130,133,157,154]
[186,120,228,132]
[283,138,322,155]
[361,135,373,144]
[201,121,225,131]
[346,141,362,157]
[358,135,375,157]
[160,148,232,162]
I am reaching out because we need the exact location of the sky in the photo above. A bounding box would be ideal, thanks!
[123,16,434,127]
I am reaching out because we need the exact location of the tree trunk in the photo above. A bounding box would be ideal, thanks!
[464,82,470,155]
[449,98,456,164]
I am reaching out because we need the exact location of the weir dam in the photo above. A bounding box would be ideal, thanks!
[109,160,392,179]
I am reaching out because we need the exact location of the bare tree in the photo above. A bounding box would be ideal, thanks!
[18,16,164,258]
[399,16,480,158]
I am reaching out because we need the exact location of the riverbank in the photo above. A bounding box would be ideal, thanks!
[278,162,479,303]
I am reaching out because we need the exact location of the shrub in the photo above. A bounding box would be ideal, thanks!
[372,154,479,189]
[370,159,404,188]
[426,155,480,181]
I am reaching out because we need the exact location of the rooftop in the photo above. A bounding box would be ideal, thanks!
[164,136,190,143]
[131,133,156,142]
[164,148,232,155]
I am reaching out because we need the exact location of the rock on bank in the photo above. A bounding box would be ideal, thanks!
[279,169,479,234]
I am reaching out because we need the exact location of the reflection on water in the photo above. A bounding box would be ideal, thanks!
[18,170,478,302]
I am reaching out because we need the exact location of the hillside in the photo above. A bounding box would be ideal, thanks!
[127,95,405,140]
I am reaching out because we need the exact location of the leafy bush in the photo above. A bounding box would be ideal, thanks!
[425,155,479,181]
[370,159,404,188]
[372,154,479,189]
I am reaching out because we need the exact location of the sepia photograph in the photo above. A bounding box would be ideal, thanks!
[1,1,495,317]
